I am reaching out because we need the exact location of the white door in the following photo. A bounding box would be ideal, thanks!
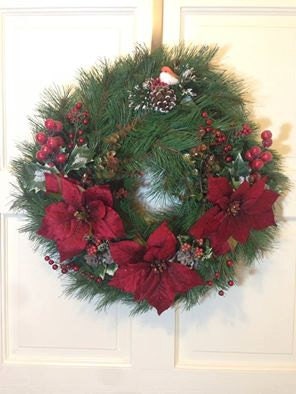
[1,0,296,393]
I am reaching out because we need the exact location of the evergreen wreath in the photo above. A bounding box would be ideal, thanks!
[12,45,289,315]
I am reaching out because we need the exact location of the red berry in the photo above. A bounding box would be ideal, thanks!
[205,127,212,132]
[228,280,234,286]
[260,151,273,162]
[250,146,261,158]
[36,150,47,161]
[201,111,208,118]
[54,121,63,132]
[61,268,68,274]
[73,265,80,272]
[262,138,273,148]
[44,118,56,130]
[226,260,234,267]
[44,256,50,261]
[67,143,74,150]
[251,158,264,171]
[225,155,233,163]
[83,119,89,125]
[78,129,84,136]
[47,136,64,150]
[49,259,54,265]
[36,132,48,145]
[52,264,58,270]
[96,277,102,284]
[41,144,53,155]
[218,290,224,296]
[55,153,67,164]
[206,119,213,125]
[75,102,83,110]
[207,280,213,286]
[215,272,221,279]
[261,130,272,140]
[77,137,85,145]
[244,150,253,161]
[69,132,75,139]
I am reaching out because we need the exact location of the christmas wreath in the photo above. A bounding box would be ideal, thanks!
[12,45,289,315]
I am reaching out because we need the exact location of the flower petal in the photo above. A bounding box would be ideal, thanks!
[189,206,224,239]
[45,173,61,193]
[109,263,149,294]
[250,209,276,230]
[37,202,75,241]
[244,189,279,214]
[56,221,88,261]
[110,241,145,266]
[207,177,232,204]
[61,178,83,208]
[92,206,125,240]
[144,222,177,262]
[84,185,113,207]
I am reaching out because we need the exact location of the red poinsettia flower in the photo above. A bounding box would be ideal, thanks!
[38,174,125,261]
[109,222,204,314]
[190,177,279,255]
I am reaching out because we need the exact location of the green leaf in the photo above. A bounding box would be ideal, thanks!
[63,145,94,173]
[232,153,249,178]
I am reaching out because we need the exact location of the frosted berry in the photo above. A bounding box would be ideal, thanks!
[36,132,47,145]
[44,255,50,261]
[44,118,56,130]
[86,244,98,256]
[218,290,224,296]
[181,243,191,252]
[52,264,58,270]
[261,130,272,140]
[251,158,264,171]
[49,259,54,265]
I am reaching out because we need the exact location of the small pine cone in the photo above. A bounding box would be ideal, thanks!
[150,86,177,113]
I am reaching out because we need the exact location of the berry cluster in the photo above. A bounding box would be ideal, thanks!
[244,130,273,171]
[236,123,252,136]
[66,102,90,148]
[199,112,234,163]
[86,238,102,256]
[35,119,67,165]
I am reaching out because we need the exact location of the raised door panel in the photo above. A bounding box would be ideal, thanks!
[163,0,296,385]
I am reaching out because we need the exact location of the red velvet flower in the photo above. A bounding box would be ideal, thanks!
[109,222,204,314]
[38,174,125,261]
[190,177,279,255]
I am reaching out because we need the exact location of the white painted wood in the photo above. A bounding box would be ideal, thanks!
[1,0,296,393]
[163,0,296,392]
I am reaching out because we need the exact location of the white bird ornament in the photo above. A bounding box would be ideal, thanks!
[159,66,179,85]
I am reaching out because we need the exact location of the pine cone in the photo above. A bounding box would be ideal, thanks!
[150,86,177,113]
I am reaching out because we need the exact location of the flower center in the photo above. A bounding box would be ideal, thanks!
[151,260,168,273]
[74,210,88,221]
[227,200,241,216]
